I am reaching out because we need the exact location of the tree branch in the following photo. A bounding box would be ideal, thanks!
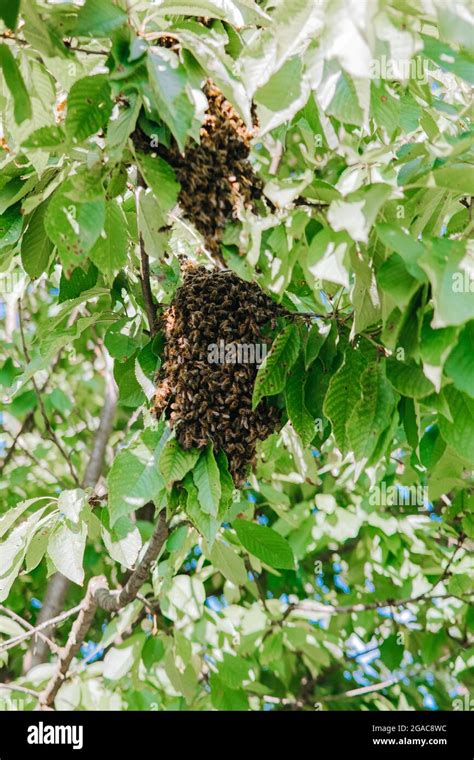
[0,683,40,699]
[0,605,60,656]
[0,603,83,654]
[23,358,118,672]
[37,577,104,709]
[37,511,169,709]
[136,175,158,338]
[94,510,168,612]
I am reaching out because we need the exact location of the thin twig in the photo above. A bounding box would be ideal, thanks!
[0,603,83,654]
[0,683,40,699]
[136,176,158,338]
[0,605,60,656]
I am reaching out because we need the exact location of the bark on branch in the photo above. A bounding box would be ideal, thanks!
[37,511,169,709]
[94,510,169,612]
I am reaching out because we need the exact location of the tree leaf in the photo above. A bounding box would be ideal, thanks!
[136,152,180,214]
[44,179,105,270]
[89,200,128,282]
[347,363,396,461]
[65,74,112,142]
[47,518,87,585]
[102,516,142,569]
[0,44,32,124]
[107,425,169,526]
[386,358,435,399]
[74,0,128,36]
[21,201,54,278]
[253,323,300,408]
[192,445,221,517]
[233,518,295,570]
[324,346,366,452]
[285,355,315,445]
[209,540,247,586]
[444,322,474,399]
[146,49,195,153]
[159,438,200,488]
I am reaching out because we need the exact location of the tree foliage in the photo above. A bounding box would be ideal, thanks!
[0,0,473,712]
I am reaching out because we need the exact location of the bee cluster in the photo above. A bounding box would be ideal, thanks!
[154,265,285,485]
[156,81,264,259]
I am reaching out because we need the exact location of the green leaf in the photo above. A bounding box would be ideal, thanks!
[305,322,329,369]
[44,179,105,270]
[285,355,315,445]
[65,74,113,142]
[305,228,351,288]
[347,363,396,462]
[445,322,474,399]
[136,153,180,214]
[184,474,220,547]
[22,125,65,149]
[380,634,404,670]
[209,540,247,586]
[375,223,426,281]
[0,44,32,124]
[216,652,251,688]
[418,239,474,328]
[0,497,49,539]
[24,526,51,573]
[0,203,23,250]
[439,387,474,462]
[153,0,269,26]
[350,252,381,334]
[386,358,435,399]
[233,519,295,570]
[89,200,128,282]
[210,672,248,710]
[142,636,165,670]
[0,0,20,30]
[253,323,300,408]
[21,0,68,58]
[74,0,128,36]
[159,438,200,488]
[378,254,420,309]
[161,574,206,622]
[47,519,87,586]
[57,488,87,523]
[21,202,54,279]
[107,425,169,526]
[192,445,222,517]
[421,630,446,665]
[102,517,142,569]
[324,347,367,452]
[146,49,195,153]
[422,34,474,84]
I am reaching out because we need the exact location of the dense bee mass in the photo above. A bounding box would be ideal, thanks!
[157,81,263,259]
[154,265,285,485]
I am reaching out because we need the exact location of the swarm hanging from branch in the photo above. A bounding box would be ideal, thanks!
[154,265,286,485]
[156,81,264,259]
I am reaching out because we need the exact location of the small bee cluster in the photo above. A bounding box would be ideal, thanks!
[154,265,285,485]
[158,81,264,259]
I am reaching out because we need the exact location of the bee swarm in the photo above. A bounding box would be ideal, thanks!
[154,266,285,486]
[157,81,264,259]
